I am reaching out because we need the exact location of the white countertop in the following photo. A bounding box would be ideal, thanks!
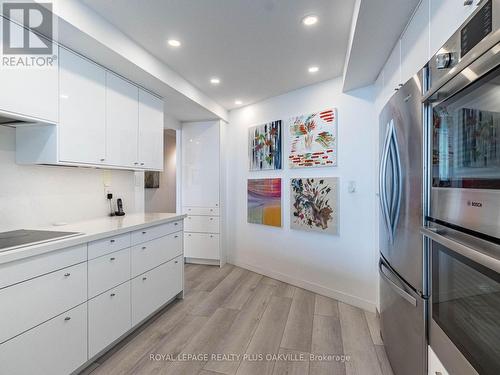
[0,213,186,265]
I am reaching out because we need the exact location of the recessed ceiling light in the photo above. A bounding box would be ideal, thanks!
[302,15,318,26]
[308,66,319,73]
[167,39,181,47]
[235,100,242,105]
[210,77,220,85]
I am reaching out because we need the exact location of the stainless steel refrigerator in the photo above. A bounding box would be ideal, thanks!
[378,72,428,375]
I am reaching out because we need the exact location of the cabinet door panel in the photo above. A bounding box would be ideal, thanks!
[138,90,163,170]
[184,232,220,260]
[182,121,220,207]
[106,73,139,167]
[0,19,58,123]
[0,304,87,375]
[59,48,106,164]
[88,281,131,358]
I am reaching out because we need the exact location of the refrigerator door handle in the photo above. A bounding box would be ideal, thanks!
[379,259,417,306]
[389,125,403,240]
[379,121,393,242]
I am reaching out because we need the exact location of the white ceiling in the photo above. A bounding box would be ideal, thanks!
[81,0,356,110]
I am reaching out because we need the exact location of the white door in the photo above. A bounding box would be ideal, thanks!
[106,72,139,167]
[138,89,163,170]
[59,47,106,164]
[0,19,58,123]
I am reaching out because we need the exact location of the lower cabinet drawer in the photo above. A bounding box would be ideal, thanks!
[131,256,183,326]
[88,281,131,358]
[184,215,220,233]
[131,232,182,277]
[0,262,87,343]
[0,303,87,375]
[184,232,220,260]
[88,247,131,298]
[131,221,183,246]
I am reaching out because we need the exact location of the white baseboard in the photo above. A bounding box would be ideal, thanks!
[231,260,377,313]
[185,257,220,266]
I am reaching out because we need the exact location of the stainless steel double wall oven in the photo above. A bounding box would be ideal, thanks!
[422,1,500,374]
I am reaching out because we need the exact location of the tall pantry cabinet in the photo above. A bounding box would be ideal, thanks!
[181,120,225,266]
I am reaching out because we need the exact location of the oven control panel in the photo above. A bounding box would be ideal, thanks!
[426,0,498,96]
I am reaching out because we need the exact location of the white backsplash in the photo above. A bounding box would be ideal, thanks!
[0,126,142,230]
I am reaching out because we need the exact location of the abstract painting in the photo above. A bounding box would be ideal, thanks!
[247,178,282,227]
[290,177,338,234]
[288,109,337,168]
[144,171,160,189]
[249,120,282,170]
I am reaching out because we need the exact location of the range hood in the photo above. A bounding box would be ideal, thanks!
[0,111,55,127]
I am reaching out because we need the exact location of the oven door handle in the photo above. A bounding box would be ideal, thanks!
[379,259,417,307]
[421,227,500,273]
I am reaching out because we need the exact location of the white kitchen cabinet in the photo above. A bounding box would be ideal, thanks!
[131,232,183,277]
[106,72,139,167]
[384,40,402,99]
[138,89,164,170]
[131,255,183,326]
[184,232,220,260]
[182,121,220,207]
[430,0,479,56]
[88,233,131,260]
[0,262,87,343]
[88,281,131,358]
[0,303,88,375]
[131,221,182,245]
[59,47,106,165]
[88,248,131,298]
[182,121,223,264]
[401,0,430,84]
[0,18,58,123]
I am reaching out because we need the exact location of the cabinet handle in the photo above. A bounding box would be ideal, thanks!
[110,257,116,261]
[134,162,139,165]
[140,163,145,166]
[110,239,115,243]
[210,235,214,238]
[142,277,147,281]
[142,231,147,234]
[110,293,116,297]
[64,273,71,277]
[64,317,71,321]
[435,372,443,375]
[210,218,213,221]
[175,261,178,264]
[174,235,178,238]
[174,222,178,225]
[100,158,105,162]
[142,246,147,250]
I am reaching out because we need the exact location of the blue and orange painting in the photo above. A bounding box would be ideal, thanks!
[247,178,282,227]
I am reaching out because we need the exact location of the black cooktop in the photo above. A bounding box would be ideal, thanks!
[0,229,81,252]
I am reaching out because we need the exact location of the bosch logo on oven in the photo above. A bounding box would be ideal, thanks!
[467,200,483,208]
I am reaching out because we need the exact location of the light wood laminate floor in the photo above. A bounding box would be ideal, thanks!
[82,264,394,375]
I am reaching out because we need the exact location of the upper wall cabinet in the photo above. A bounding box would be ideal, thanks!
[0,18,58,123]
[16,47,164,171]
[106,72,139,168]
[138,90,164,170]
[59,48,107,165]
[401,0,430,84]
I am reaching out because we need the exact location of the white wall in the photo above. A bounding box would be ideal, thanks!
[226,77,378,311]
[0,126,139,230]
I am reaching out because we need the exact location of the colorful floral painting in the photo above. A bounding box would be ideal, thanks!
[290,177,338,234]
[288,109,337,168]
[248,178,282,227]
[249,120,282,170]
